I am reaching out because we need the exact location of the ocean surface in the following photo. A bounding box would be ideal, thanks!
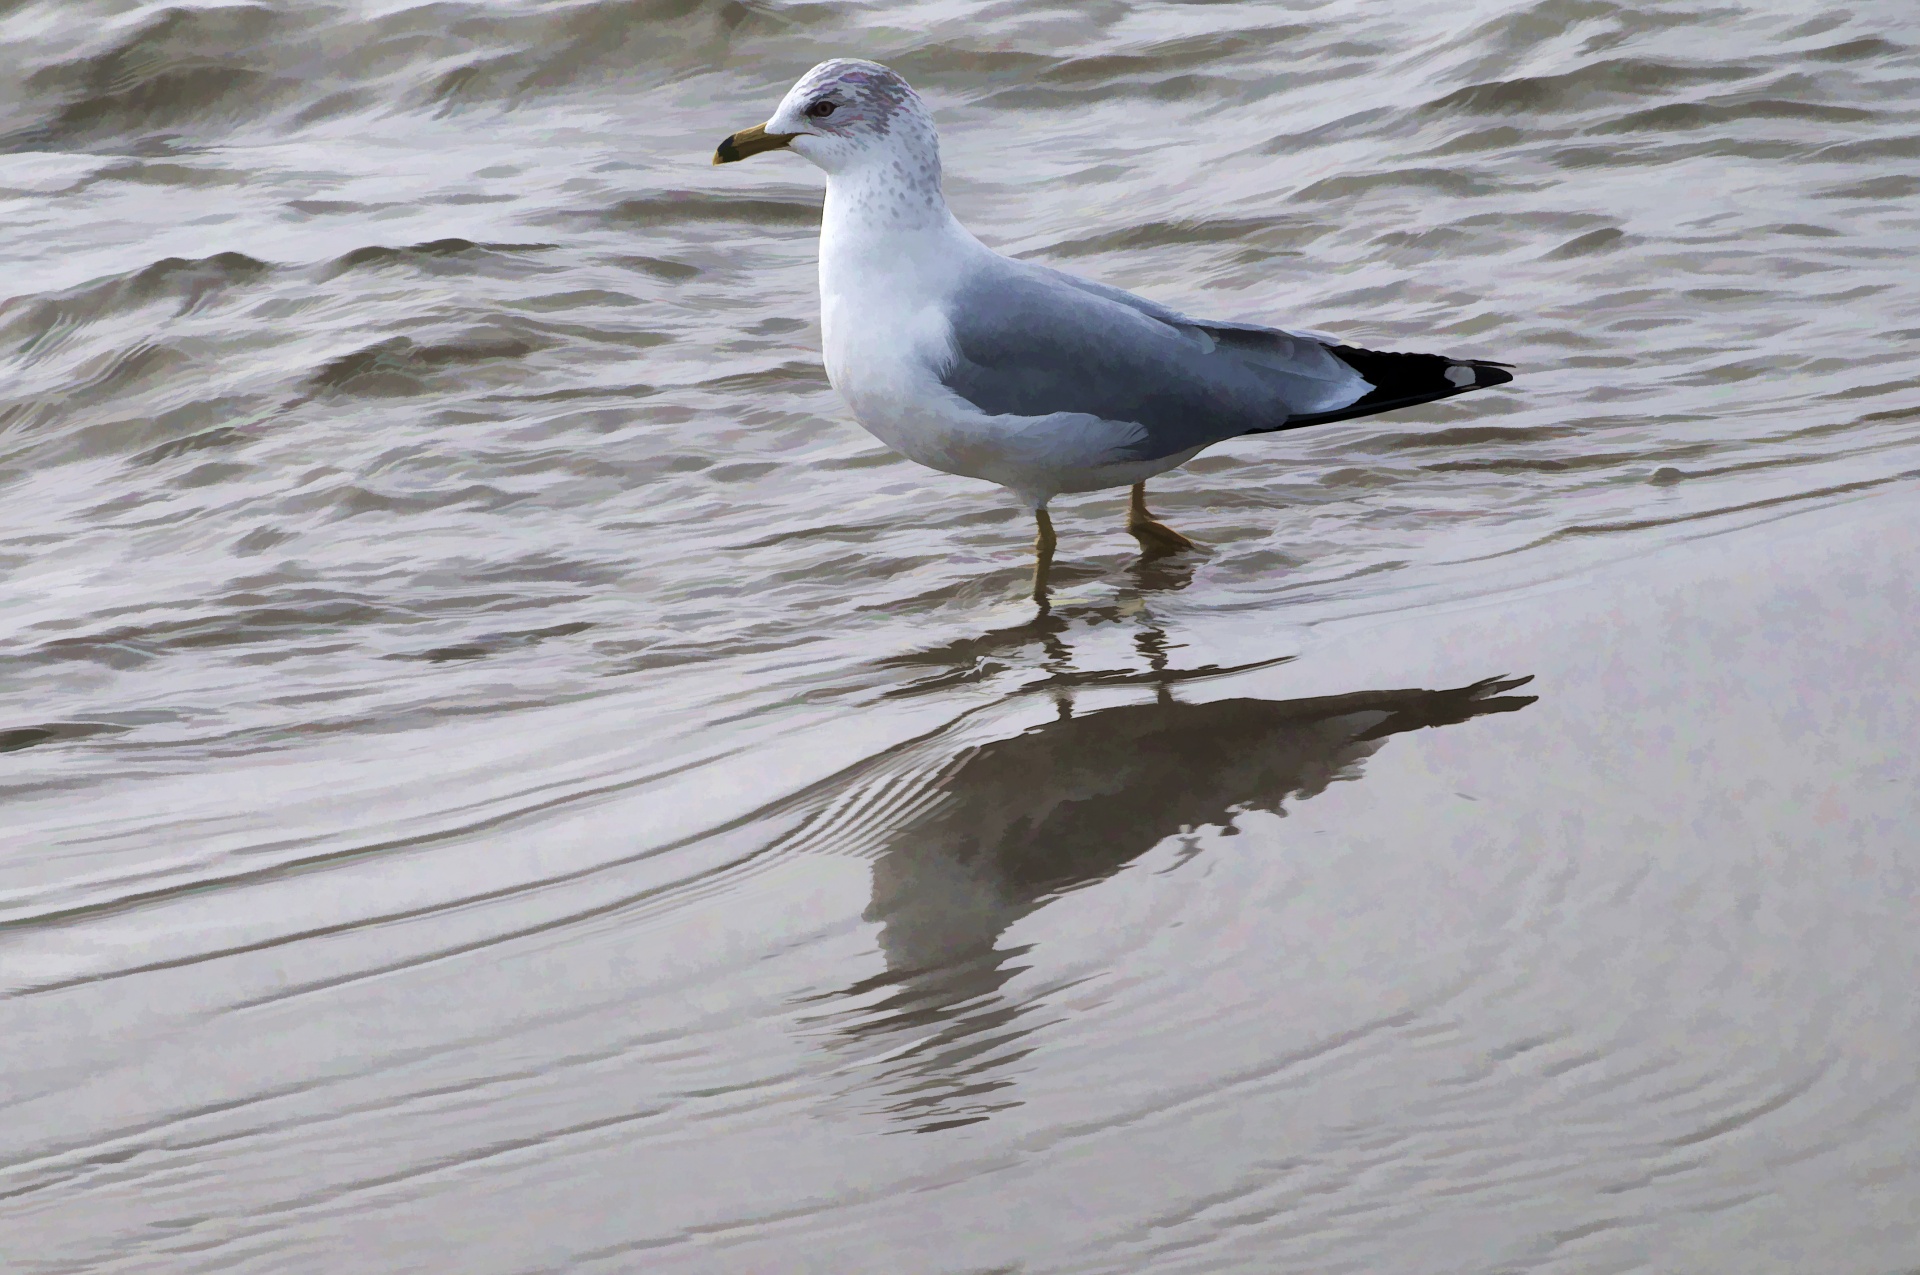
[4,1,1919,1270]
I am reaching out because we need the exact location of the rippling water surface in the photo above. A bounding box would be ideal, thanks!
[5,1,1920,1270]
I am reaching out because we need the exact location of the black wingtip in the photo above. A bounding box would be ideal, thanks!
[713,134,741,164]
[1253,347,1515,433]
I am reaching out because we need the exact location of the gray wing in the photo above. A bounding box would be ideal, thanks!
[937,258,1370,464]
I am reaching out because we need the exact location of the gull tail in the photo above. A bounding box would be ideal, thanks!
[1265,344,1514,431]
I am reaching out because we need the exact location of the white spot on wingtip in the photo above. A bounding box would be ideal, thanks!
[1445,364,1476,388]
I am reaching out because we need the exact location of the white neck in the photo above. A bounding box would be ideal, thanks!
[818,121,948,233]
[817,148,983,305]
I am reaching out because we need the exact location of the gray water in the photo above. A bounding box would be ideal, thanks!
[4,1,1920,1270]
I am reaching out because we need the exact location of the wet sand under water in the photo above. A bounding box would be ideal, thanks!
[6,486,1917,1273]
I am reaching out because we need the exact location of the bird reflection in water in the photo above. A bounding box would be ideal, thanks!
[793,615,1536,1132]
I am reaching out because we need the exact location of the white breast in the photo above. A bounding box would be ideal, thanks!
[817,193,981,464]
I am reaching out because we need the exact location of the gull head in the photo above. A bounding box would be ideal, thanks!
[713,59,938,183]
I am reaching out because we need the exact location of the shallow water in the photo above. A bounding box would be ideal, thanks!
[3,1,1919,1270]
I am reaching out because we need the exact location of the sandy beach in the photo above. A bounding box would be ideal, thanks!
[9,482,1918,1272]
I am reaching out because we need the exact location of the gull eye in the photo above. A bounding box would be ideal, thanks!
[805,99,836,119]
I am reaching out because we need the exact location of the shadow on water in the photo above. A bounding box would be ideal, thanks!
[793,642,1537,1132]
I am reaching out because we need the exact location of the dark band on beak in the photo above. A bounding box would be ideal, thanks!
[713,123,798,165]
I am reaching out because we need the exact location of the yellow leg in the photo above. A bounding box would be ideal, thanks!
[1127,482,1199,554]
[1032,507,1056,604]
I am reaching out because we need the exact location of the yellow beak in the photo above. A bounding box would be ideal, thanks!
[713,123,798,165]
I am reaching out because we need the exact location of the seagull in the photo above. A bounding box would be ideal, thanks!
[714,59,1512,600]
